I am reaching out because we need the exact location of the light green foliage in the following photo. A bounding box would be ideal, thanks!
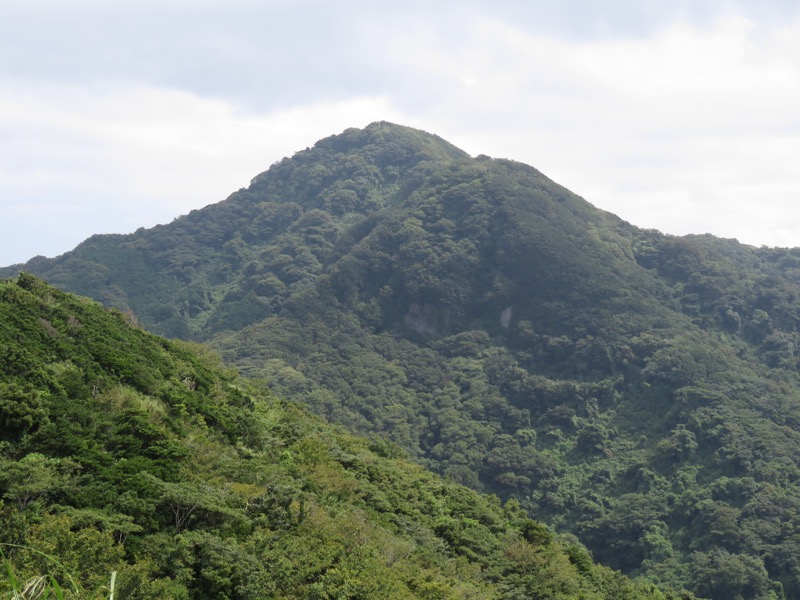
[0,276,669,599]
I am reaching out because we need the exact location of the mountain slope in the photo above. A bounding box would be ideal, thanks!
[0,274,675,599]
[5,122,800,598]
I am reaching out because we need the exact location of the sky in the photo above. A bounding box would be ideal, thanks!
[1,0,799,266]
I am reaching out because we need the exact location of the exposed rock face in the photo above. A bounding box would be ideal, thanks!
[404,302,438,334]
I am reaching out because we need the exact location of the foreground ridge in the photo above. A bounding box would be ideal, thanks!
[0,274,678,598]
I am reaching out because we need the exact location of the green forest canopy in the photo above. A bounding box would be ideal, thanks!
[0,274,679,598]
[5,122,800,598]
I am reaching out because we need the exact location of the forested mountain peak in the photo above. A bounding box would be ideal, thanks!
[5,124,800,598]
[288,121,470,169]
[1,122,656,342]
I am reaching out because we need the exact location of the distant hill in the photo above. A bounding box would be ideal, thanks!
[6,122,800,598]
[0,274,674,598]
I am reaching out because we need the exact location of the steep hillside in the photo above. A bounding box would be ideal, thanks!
[5,122,800,598]
[0,274,674,599]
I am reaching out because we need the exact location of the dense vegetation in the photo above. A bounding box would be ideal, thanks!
[6,122,800,598]
[0,274,674,598]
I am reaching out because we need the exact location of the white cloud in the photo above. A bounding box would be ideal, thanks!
[0,81,407,263]
[1,3,800,265]
[376,13,800,246]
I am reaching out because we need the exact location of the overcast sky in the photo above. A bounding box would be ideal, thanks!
[2,0,799,266]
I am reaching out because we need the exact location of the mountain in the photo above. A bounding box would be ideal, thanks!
[5,122,800,598]
[0,274,675,599]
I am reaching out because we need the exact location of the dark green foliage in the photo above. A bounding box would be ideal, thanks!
[7,122,800,597]
[0,276,670,598]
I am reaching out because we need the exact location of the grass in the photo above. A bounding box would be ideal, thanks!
[1,544,116,600]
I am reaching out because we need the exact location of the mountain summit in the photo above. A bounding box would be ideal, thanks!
[3,122,661,339]
[6,122,800,598]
